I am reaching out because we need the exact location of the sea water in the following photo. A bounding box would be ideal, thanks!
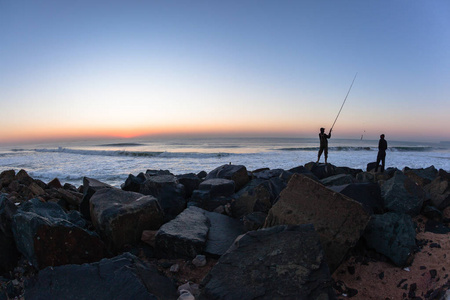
[1,137,449,188]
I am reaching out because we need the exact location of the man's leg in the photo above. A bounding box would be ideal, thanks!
[317,148,323,163]
[324,148,328,164]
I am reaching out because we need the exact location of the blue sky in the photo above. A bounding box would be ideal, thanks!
[1,1,449,143]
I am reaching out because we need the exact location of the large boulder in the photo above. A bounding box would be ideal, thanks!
[304,162,339,179]
[233,178,286,218]
[90,188,164,252]
[199,225,335,300]
[0,195,20,274]
[188,190,233,212]
[0,170,16,188]
[80,177,113,220]
[206,164,249,192]
[155,207,210,258]
[424,169,450,210]
[320,174,355,187]
[12,198,104,269]
[24,252,178,300]
[199,178,235,198]
[177,173,201,198]
[381,171,426,216]
[264,174,370,272]
[329,183,384,215]
[363,212,416,267]
[403,166,438,187]
[289,165,319,181]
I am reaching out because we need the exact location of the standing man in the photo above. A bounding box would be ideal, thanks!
[317,127,332,164]
[375,134,387,172]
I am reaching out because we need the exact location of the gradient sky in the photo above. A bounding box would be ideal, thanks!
[1,1,449,144]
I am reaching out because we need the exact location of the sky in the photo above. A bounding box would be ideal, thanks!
[1,0,449,144]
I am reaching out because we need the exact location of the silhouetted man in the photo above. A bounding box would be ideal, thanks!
[375,134,387,172]
[316,127,331,164]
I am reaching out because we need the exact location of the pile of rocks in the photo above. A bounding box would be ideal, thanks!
[0,162,449,299]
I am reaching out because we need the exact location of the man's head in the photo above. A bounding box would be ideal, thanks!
[320,128,325,133]
[380,134,385,139]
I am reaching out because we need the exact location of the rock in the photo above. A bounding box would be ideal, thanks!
[170,264,180,273]
[90,188,164,252]
[356,171,375,183]
[47,178,63,189]
[16,169,33,186]
[177,173,201,198]
[424,169,450,210]
[24,252,178,300]
[141,230,157,248]
[252,168,285,180]
[189,189,233,212]
[321,174,355,186]
[0,170,15,188]
[264,174,370,272]
[199,178,235,197]
[203,211,245,258]
[329,183,384,215]
[403,166,438,187]
[178,282,200,298]
[381,171,426,216]
[289,165,320,181]
[80,177,113,220]
[0,195,20,274]
[155,207,210,258]
[422,205,443,222]
[178,290,195,300]
[197,171,207,179]
[363,212,416,267]
[242,212,267,231]
[304,162,339,179]
[192,254,207,267]
[233,178,286,218]
[367,162,378,172]
[12,198,104,269]
[199,224,335,300]
[137,175,186,222]
[205,164,249,192]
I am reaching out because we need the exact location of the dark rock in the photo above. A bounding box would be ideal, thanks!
[121,173,145,192]
[203,211,245,258]
[146,169,173,177]
[90,188,164,252]
[199,224,335,300]
[367,162,378,172]
[424,169,450,210]
[305,162,339,179]
[264,174,370,273]
[424,219,450,234]
[288,165,319,181]
[177,173,201,198]
[242,212,267,231]
[233,178,286,218]
[252,168,284,180]
[12,198,104,269]
[189,190,233,212]
[0,195,20,274]
[336,166,363,177]
[321,174,355,186]
[205,164,249,192]
[155,207,210,258]
[47,178,63,189]
[0,170,15,188]
[330,183,384,215]
[403,166,438,187]
[16,169,33,186]
[199,178,235,198]
[24,252,178,300]
[356,171,376,183]
[363,212,416,267]
[422,205,443,222]
[80,177,113,220]
[197,171,207,179]
[381,171,426,216]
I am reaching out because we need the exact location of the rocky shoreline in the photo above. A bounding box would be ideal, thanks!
[1,162,449,299]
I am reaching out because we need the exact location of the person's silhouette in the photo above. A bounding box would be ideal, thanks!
[316,127,331,164]
[375,134,387,172]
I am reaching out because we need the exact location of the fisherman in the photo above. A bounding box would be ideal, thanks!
[375,134,387,172]
[316,127,332,164]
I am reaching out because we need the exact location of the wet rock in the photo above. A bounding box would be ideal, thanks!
[265,174,370,272]
[363,212,416,267]
[24,252,178,300]
[90,188,164,252]
[381,171,426,216]
[12,198,104,269]
[205,164,249,192]
[155,207,210,258]
[329,182,384,215]
[200,224,335,300]
[0,195,20,274]
[80,177,113,220]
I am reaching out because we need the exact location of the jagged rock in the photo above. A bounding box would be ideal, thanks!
[12,198,104,269]
[24,252,178,300]
[203,210,245,258]
[367,162,378,172]
[242,212,267,231]
[177,173,201,198]
[199,224,335,300]
[80,177,113,220]
[155,207,210,258]
[403,166,438,187]
[15,170,33,186]
[363,212,416,267]
[252,168,285,180]
[47,178,63,189]
[233,178,286,218]
[264,174,370,272]
[0,170,15,188]
[381,171,426,216]
[422,205,443,222]
[90,188,164,252]
[329,183,384,215]
[188,190,233,212]
[205,164,249,192]
[199,178,235,198]
[197,171,207,179]
[0,195,20,274]
[321,174,355,186]
[304,162,339,179]
[289,165,320,181]
[424,169,450,210]
[192,254,207,267]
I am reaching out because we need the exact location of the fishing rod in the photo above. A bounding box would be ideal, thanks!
[330,72,358,132]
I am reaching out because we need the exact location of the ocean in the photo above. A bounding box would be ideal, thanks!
[1,137,449,188]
